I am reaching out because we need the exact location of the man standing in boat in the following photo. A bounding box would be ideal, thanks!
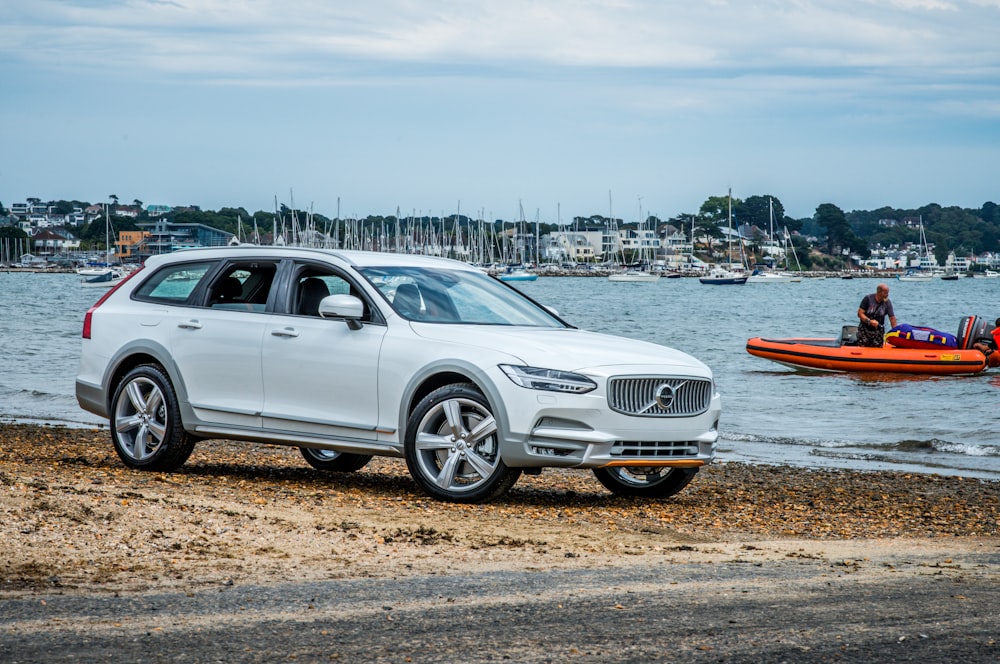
[857,283,898,347]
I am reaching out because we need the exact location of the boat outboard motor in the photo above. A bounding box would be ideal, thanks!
[957,315,989,350]
[840,325,859,346]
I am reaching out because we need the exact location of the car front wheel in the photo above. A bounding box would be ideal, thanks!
[299,447,372,472]
[404,383,521,503]
[592,466,699,498]
[110,364,196,472]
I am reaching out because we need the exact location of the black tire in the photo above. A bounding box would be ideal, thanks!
[592,466,699,498]
[110,364,196,472]
[404,383,521,503]
[299,447,372,472]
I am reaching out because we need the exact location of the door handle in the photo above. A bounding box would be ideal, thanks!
[271,327,300,338]
[177,320,203,330]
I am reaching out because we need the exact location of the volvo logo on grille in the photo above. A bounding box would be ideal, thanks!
[654,383,676,410]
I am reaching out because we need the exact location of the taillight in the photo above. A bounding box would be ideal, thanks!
[82,266,144,339]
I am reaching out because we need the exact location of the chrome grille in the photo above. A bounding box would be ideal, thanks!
[607,376,712,417]
[611,441,700,457]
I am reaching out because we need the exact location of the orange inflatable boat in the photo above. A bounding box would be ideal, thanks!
[746,315,996,375]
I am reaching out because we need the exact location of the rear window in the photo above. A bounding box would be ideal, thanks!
[133,263,213,304]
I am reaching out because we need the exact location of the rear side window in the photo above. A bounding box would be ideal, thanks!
[133,263,213,304]
[208,262,279,312]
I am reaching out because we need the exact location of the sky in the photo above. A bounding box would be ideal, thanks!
[1,0,998,223]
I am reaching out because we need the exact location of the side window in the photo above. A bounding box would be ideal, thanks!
[208,262,278,312]
[133,262,213,304]
[294,270,368,319]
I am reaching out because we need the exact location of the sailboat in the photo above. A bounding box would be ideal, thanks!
[783,227,803,280]
[609,195,660,283]
[897,216,933,282]
[80,205,127,288]
[748,199,799,283]
[700,189,747,285]
[499,201,538,281]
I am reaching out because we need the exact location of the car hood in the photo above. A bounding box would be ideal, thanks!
[409,324,712,377]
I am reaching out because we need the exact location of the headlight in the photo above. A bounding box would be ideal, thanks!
[499,364,597,394]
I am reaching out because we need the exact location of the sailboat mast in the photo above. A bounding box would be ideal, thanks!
[105,204,111,263]
[727,188,733,267]
[534,207,540,267]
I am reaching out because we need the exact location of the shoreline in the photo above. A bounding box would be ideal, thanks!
[0,264,947,279]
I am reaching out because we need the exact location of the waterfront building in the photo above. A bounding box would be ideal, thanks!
[117,229,151,262]
[132,220,234,259]
[31,228,81,256]
[548,230,601,263]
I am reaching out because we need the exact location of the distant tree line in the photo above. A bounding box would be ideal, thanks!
[4,196,998,267]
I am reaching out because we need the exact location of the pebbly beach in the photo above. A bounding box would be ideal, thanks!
[2,422,997,592]
[2,422,999,662]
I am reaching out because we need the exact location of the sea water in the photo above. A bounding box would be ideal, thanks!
[2,270,999,479]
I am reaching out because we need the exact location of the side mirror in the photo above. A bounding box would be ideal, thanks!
[318,294,365,330]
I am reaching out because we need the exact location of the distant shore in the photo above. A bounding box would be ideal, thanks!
[0,264,925,279]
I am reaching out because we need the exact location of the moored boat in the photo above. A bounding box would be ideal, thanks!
[699,268,747,285]
[497,267,538,282]
[897,269,933,282]
[609,269,660,283]
[700,188,748,286]
[746,269,795,284]
[80,267,128,288]
[77,263,113,276]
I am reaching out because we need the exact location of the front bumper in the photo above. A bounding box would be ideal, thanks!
[499,389,721,469]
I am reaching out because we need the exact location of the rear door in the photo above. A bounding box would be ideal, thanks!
[166,260,279,429]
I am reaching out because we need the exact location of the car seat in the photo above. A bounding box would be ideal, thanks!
[392,283,423,319]
[298,277,330,316]
[214,276,243,303]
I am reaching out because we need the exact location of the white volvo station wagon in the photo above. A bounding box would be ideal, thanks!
[77,247,721,503]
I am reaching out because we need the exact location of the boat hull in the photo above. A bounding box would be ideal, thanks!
[609,272,660,282]
[699,276,747,285]
[80,269,127,288]
[746,337,988,375]
[747,272,796,284]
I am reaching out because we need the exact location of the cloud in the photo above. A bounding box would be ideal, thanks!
[2,0,997,217]
[4,1,998,77]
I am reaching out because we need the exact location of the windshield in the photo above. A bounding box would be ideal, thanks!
[359,266,566,326]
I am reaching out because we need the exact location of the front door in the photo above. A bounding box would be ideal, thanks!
[261,269,387,443]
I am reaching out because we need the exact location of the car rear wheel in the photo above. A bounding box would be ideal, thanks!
[299,447,372,472]
[110,364,196,472]
[592,466,698,498]
[404,383,521,503]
